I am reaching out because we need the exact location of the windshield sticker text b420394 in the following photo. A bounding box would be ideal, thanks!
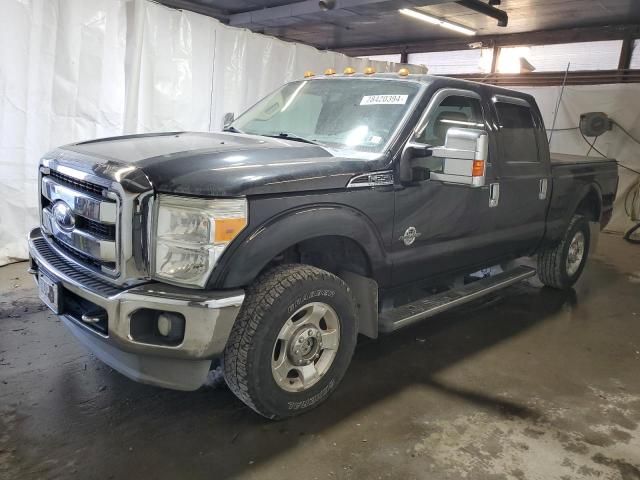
[360,95,408,106]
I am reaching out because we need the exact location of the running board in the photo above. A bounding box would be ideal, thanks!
[379,266,536,333]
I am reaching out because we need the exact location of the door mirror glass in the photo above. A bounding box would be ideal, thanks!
[399,142,432,183]
[429,127,488,187]
[223,112,235,128]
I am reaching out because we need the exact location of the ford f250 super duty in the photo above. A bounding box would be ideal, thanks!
[29,72,619,419]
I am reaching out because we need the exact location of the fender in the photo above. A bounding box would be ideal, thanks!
[209,203,391,289]
[545,181,603,245]
[566,181,603,224]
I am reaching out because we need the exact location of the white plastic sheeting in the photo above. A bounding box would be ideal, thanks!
[1,0,128,266]
[0,0,422,266]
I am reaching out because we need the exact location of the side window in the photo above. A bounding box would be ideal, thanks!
[414,94,485,173]
[495,102,539,163]
[417,95,484,147]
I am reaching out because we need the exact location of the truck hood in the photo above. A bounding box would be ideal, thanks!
[60,132,388,196]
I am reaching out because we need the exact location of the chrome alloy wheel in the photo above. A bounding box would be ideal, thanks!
[271,302,340,393]
[566,231,586,277]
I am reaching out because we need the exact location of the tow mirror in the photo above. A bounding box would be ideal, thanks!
[399,142,432,184]
[430,128,488,187]
[223,112,235,129]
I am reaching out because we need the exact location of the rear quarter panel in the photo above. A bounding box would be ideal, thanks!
[545,158,618,244]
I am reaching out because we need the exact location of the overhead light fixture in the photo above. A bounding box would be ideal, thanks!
[399,8,476,36]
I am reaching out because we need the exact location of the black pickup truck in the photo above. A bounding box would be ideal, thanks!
[29,73,618,419]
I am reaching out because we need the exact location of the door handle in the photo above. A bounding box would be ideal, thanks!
[539,178,548,200]
[489,183,500,208]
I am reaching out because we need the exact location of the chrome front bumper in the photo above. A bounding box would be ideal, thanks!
[28,227,245,391]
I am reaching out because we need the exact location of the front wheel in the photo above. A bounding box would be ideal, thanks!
[223,264,358,419]
[537,214,591,289]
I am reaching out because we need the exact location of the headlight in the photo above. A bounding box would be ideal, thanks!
[152,195,247,287]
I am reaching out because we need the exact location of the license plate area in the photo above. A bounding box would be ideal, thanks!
[38,272,61,314]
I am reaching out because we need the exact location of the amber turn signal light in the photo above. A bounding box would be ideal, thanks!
[214,218,247,243]
[472,160,485,177]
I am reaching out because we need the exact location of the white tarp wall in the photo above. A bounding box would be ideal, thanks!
[0,0,423,266]
[519,84,640,234]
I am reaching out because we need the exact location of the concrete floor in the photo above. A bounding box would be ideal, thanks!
[1,232,639,480]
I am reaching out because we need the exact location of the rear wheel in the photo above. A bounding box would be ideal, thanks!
[537,214,591,289]
[223,264,358,419]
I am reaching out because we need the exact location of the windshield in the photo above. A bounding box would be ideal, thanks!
[231,78,421,153]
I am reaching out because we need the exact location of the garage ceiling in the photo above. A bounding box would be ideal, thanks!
[158,0,640,52]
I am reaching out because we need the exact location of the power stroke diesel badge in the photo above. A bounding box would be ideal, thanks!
[400,226,421,246]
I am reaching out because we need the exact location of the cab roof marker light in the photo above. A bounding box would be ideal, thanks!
[364,67,376,75]
[399,8,476,36]
[344,66,356,75]
[324,68,336,75]
[303,70,315,78]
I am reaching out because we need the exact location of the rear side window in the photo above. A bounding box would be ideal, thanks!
[495,102,539,163]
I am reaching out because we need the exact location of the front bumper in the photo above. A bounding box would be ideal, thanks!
[28,227,244,391]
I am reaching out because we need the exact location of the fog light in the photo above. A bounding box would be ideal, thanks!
[157,313,172,336]
[155,311,185,343]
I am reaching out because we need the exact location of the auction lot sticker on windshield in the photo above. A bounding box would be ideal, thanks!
[360,95,408,106]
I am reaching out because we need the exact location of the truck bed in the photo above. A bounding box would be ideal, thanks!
[550,152,617,166]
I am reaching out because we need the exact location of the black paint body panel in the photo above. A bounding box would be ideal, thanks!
[63,131,390,197]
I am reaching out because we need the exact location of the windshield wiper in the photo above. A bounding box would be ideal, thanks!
[264,132,320,145]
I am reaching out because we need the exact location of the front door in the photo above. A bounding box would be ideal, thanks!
[391,89,502,287]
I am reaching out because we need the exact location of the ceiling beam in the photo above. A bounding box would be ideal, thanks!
[456,0,508,27]
[154,0,229,21]
[228,0,455,28]
[338,24,640,56]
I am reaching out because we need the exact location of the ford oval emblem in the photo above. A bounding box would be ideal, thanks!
[52,200,75,232]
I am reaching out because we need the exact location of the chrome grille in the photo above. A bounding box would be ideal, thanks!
[40,167,120,276]
[48,170,106,196]
[77,217,116,238]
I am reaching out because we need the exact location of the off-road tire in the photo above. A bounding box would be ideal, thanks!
[223,264,358,419]
[537,214,590,289]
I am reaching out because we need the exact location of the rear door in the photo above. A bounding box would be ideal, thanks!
[490,95,550,256]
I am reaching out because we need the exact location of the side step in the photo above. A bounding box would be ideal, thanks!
[379,266,536,333]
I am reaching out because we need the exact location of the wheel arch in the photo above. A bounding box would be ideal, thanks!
[573,183,603,223]
[209,203,389,290]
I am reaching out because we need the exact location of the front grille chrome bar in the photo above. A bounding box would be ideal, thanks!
[42,208,117,263]
[42,176,116,224]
